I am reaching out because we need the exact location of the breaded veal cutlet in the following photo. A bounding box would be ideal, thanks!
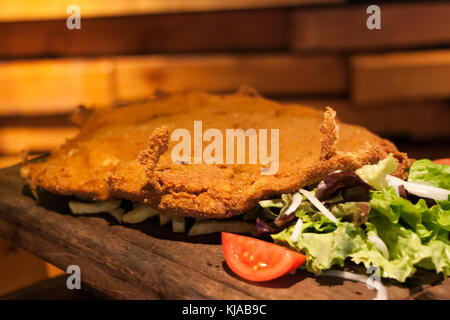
[21,87,411,218]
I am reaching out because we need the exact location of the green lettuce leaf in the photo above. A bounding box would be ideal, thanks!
[436,200,450,231]
[370,187,450,239]
[365,215,450,281]
[370,187,423,231]
[295,209,337,233]
[331,202,370,226]
[257,197,283,219]
[408,159,450,190]
[272,217,450,282]
[272,189,450,282]
[266,155,450,283]
[355,153,398,190]
[272,222,369,274]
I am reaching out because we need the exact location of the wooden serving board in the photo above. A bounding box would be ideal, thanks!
[0,164,449,300]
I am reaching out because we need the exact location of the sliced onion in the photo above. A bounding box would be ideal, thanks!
[386,175,450,201]
[318,270,388,300]
[290,218,303,243]
[299,189,338,223]
[368,233,389,260]
[283,192,303,216]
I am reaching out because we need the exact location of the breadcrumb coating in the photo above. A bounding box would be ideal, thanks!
[21,88,411,218]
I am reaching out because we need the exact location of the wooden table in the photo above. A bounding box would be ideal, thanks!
[0,164,448,300]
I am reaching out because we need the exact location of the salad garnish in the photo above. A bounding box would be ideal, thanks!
[233,155,450,283]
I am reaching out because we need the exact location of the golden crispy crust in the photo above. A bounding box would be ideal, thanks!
[21,88,411,218]
[320,107,338,161]
[138,126,170,192]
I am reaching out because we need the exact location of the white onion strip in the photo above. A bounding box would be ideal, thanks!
[318,270,388,300]
[368,234,389,260]
[386,175,450,201]
[290,218,303,243]
[299,189,338,223]
[283,192,303,216]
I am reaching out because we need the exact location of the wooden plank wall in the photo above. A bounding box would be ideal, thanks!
[0,0,344,21]
[0,1,449,166]
[291,2,450,52]
[0,0,449,297]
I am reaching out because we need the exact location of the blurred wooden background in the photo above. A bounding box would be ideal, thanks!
[0,0,449,297]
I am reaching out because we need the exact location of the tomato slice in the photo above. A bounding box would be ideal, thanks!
[433,158,450,166]
[221,232,306,282]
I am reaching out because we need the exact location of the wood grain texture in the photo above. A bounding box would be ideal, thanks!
[0,10,288,58]
[0,54,346,116]
[0,59,114,116]
[115,54,348,101]
[0,156,22,169]
[0,0,343,22]
[0,165,449,300]
[284,99,450,139]
[291,2,450,52]
[351,50,450,103]
[0,114,72,127]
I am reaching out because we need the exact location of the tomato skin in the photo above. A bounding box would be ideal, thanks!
[221,232,306,282]
[433,158,450,166]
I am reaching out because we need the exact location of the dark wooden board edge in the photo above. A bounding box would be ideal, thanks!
[0,165,449,300]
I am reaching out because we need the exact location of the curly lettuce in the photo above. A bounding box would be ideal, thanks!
[408,159,450,190]
[272,186,450,283]
[355,153,398,190]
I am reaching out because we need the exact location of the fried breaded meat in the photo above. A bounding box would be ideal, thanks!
[21,88,411,218]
